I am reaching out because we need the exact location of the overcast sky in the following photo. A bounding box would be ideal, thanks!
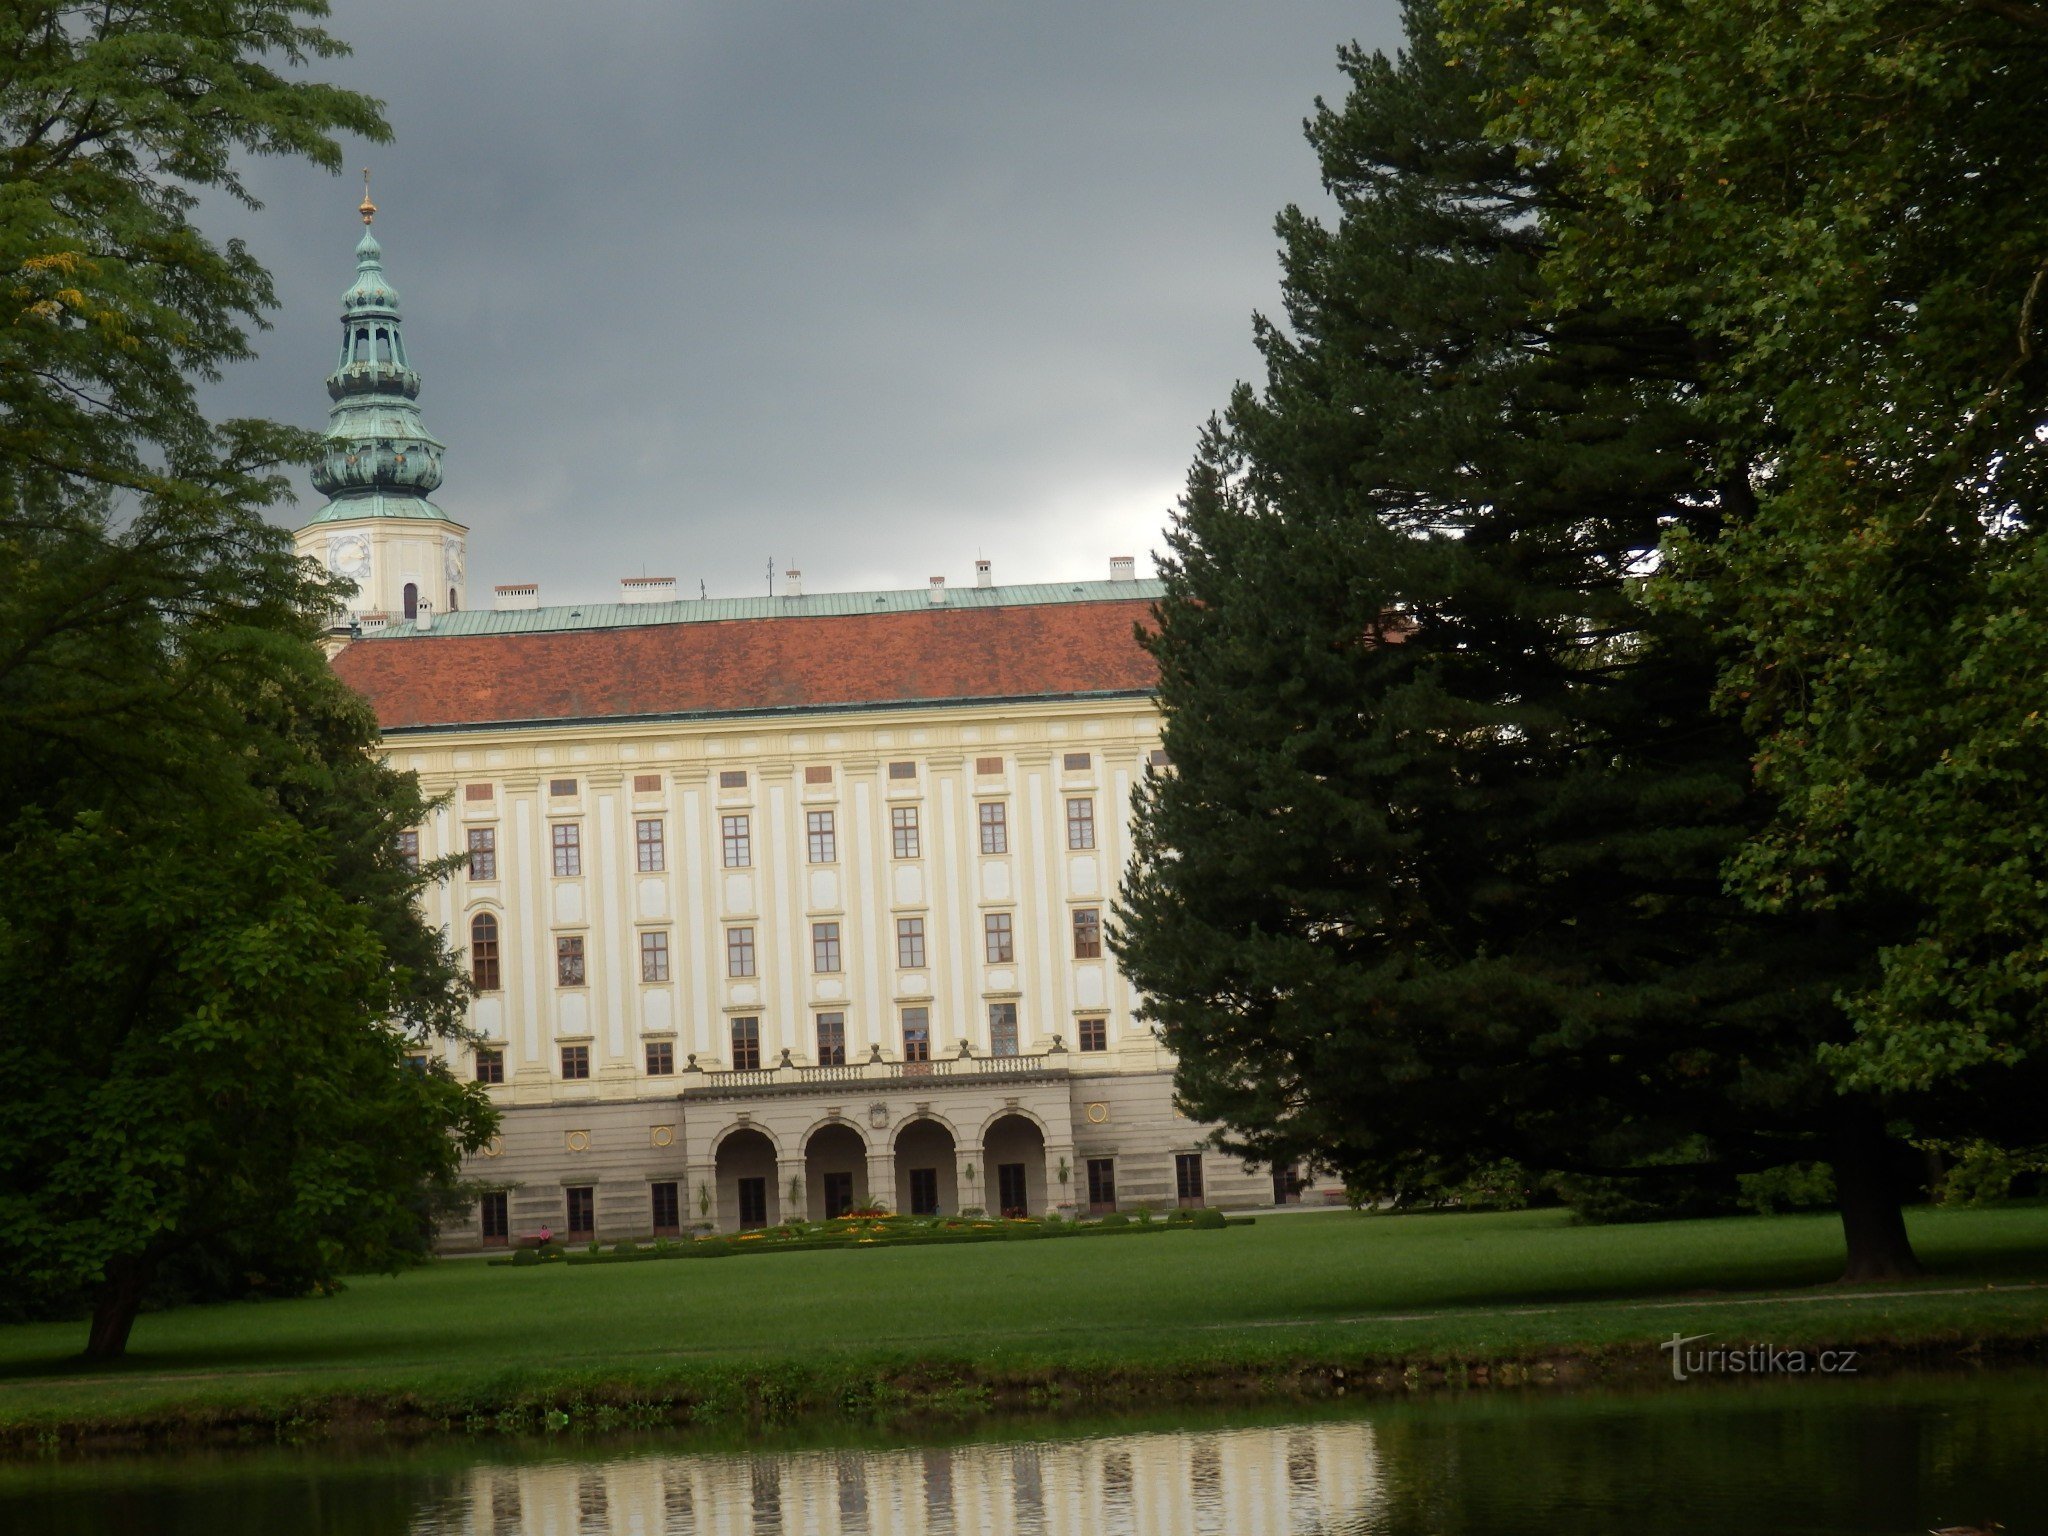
[210,2,1406,605]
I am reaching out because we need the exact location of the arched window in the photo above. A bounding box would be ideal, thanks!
[353,326,370,361]
[471,913,501,992]
[403,582,418,619]
[375,327,392,363]
[448,587,458,612]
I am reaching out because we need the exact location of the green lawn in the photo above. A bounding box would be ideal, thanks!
[4,1204,2046,1438]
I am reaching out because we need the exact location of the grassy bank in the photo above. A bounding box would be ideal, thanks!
[3,1205,2045,1447]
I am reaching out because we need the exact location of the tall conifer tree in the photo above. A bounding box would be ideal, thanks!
[1114,5,1990,1277]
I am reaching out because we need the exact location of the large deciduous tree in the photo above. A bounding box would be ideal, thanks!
[1114,3,2037,1279]
[0,3,493,1358]
[1449,2,2048,1153]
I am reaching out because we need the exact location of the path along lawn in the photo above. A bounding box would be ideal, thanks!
[4,1204,2046,1433]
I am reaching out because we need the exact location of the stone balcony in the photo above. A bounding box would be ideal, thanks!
[678,1040,1071,1102]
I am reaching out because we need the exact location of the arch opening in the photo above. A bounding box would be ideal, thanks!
[804,1123,868,1220]
[403,582,418,620]
[983,1113,1047,1218]
[893,1118,957,1217]
[714,1126,778,1231]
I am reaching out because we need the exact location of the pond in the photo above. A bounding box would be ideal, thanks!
[2,1367,2040,1535]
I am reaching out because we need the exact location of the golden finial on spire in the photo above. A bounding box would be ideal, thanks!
[359,168,376,226]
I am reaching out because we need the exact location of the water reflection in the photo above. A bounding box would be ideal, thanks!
[421,1420,1378,1536]
[3,1369,2042,1535]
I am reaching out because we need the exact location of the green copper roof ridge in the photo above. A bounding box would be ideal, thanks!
[355,578,1162,636]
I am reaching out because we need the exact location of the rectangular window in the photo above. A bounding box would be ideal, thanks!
[561,1043,590,1079]
[640,930,670,983]
[888,760,917,780]
[816,1011,846,1066]
[636,817,665,872]
[807,809,836,863]
[812,921,841,973]
[891,805,921,859]
[908,1166,939,1216]
[722,814,751,868]
[1086,1157,1116,1212]
[804,765,833,785]
[823,1170,854,1219]
[984,911,1014,963]
[1072,907,1102,959]
[718,769,748,789]
[1078,1016,1108,1052]
[552,822,581,877]
[1063,752,1091,771]
[471,916,501,991]
[896,916,926,969]
[475,1047,504,1084]
[989,1001,1019,1057]
[566,1185,594,1236]
[1066,798,1096,850]
[556,935,586,987]
[464,783,493,802]
[467,827,496,880]
[396,829,419,871]
[645,1039,674,1076]
[726,926,756,978]
[480,1192,509,1244]
[975,755,1003,776]
[736,1176,768,1228]
[651,1180,680,1235]
[979,802,1008,854]
[549,777,577,797]
[902,1006,930,1064]
[1148,748,1171,767]
[731,1016,760,1070]
[633,773,661,793]
[1176,1153,1206,1206]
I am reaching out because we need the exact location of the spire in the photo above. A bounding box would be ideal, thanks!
[306,190,452,525]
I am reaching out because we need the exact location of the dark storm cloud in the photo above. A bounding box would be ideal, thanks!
[211,1,1405,603]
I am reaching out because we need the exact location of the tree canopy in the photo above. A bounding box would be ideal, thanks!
[0,2,492,1358]
[1115,1,2048,1278]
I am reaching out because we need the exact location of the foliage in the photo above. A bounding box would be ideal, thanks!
[1738,1164,1838,1219]
[1933,1141,2047,1208]
[1112,2,1934,1276]
[0,3,491,1358]
[1443,2,2048,1104]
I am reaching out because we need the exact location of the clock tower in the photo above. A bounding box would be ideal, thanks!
[294,180,467,627]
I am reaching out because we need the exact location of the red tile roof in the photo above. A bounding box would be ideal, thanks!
[332,599,1160,731]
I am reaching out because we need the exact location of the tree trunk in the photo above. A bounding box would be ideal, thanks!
[82,1256,150,1361]
[1830,1106,1922,1283]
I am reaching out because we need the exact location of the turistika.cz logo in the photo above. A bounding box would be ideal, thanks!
[1658,1333,1860,1382]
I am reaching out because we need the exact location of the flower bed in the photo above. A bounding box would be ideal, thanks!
[487,1208,1246,1266]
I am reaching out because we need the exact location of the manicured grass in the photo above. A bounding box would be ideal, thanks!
[3,1204,2046,1440]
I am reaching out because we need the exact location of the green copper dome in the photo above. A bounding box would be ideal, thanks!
[306,219,453,524]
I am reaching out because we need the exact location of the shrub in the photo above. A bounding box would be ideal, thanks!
[611,1242,639,1256]
[1191,1207,1227,1229]
[1738,1162,1837,1215]
[1099,1212,1130,1228]
[1136,1204,1155,1225]
[510,1247,539,1266]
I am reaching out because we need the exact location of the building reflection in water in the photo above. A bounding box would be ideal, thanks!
[425,1420,1379,1536]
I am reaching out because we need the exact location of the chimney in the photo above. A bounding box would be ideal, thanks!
[494,582,540,611]
[784,568,803,598]
[415,597,434,631]
[928,575,947,606]
[619,575,678,605]
[1110,555,1136,582]
[975,559,992,588]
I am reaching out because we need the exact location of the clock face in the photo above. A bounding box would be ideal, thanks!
[443,539,465,583]
[327,533,371,581]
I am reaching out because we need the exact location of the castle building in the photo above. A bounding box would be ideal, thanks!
[297,208,1271,1246]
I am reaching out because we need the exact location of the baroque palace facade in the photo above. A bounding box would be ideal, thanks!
[298,205,1269,1248]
